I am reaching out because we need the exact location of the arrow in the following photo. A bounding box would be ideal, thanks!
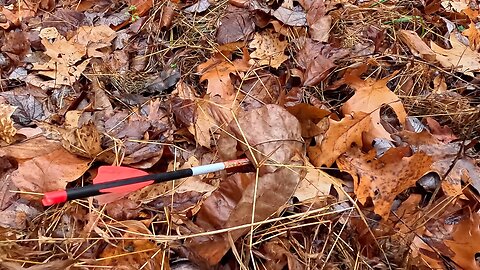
[42,158,251,206]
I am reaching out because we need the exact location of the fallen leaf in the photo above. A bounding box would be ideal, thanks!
[308,112,371,167]
[184,0,211,13]
[0,31,30,63]
[431,34,480,76]
[272,6,307,27]
[293,160,342,201]
[111,0,153,31]
[0,156,18,210]
[239,72,281,110]
[186,162,304,266]
[398,30,436,61]
[337,147,432,218]
[441,0,469,12]
[0,93,46,126]
[249,29,289,69]
[287,103,330,138]
[444,212,480,269]
[197,50,250,100]
[0,104,17,144]
[462,22,480,51]
[194,96,238,148]
[261,237,303,270]
[57,111,103,158]
[33,27,89,86]
[215,5,255,45]
[98,220,166,270]
[0,137,90,193]
[300,0,331,42]
[75,25,117,57]
[424,117,458,143]
[296,38,349,86]
[225,104,304,174]
[342,71,407,140]
[398,130,480,196]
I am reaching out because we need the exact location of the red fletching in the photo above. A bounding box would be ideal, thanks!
[94,166,153,193]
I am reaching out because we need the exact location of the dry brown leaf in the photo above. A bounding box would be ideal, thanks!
[58,111,103,158]
[424,117,458,143]
[186,105,305,266]
[462,22,480,51]
[293,160,343,201]
[342,71,407,140]
[249,29,289,69]
[0,137,90,193]
[296,38,349,86]
[299,0,331,42]
[97,220,167,270]
[0,260,75,270]
[226,104,304,174]
[0,157,18,211]
[0,104,17,145]
[194,96,238,148]
[261,237,304,270]
[431,34,480,76]
[308,112,371,167]
[287,103,330,138]
[33,27,89,86]
[398,130,480,196]
[215,5,255,44]
[197,51,250,100]
[337,147,432,218]
[441,0,469,12]
[33,25,116,87]
[398,30,436,61]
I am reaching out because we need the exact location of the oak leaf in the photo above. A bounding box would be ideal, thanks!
[462,22,480,51]
[197,51,250,100]
[342,71,407,140]
[0,104,17,145]
[249,29,289,69]
[308,111,371,167]
[337,147,432,218]
[430,34,480,76]
[398,130,480,196]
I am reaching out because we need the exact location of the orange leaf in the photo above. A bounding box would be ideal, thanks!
[308,111,371,167]
[462,22,480,51]
[342,71,407,140]
[337,147,432,218]
[197,50,250,100]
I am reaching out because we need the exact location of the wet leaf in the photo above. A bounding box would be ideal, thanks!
[308,112,371,167]
[342,71,407,140]
[249,29,289,69]
[337,147,432,218]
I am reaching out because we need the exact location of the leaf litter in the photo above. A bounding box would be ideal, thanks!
[0,0,480,269]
